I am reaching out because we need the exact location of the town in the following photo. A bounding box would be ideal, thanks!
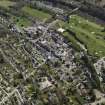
[0,0,105,105]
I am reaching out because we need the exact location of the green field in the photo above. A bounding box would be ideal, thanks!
[0,0,16,8]
[11,16,31,28]
[22,6,51,21]
[58,15,105,58]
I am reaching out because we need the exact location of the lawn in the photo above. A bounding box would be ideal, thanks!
[0,0,16,8]
[22,6,51,21]
[57,15,105,58]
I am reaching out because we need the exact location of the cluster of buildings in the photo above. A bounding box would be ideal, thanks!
[0,16,96,104]
[0,2,105,104]
[94,57,105,82]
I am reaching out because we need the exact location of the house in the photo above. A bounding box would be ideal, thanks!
[57,28,65,33]
[39,77,53,90]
